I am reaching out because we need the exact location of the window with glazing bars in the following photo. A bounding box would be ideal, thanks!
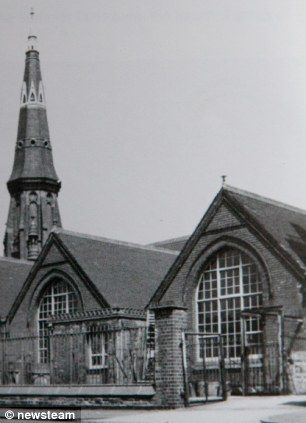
[196,248,263,359]
[88,332,108,369]
[38,279,78,363]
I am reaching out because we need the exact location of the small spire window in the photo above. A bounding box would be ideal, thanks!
[39,93,43,102]
[22,95,27,103]
[30,92,35,102]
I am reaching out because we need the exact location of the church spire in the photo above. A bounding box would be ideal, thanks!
[4,11,62,260]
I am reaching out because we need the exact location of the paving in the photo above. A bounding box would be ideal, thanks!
[81,395,306,423]
[0,396,304,423]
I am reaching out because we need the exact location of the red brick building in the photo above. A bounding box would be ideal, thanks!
[0,23,305,408]
[151,186,306,406]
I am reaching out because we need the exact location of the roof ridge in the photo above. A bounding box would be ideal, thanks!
[224,184,306,216]
[0,256,33,266]
[148,235,189,247]
[52,228,179,256]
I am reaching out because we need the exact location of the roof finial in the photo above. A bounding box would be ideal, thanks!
[221,175,227,186]
[27,7,38,51]
[29,7,35,34]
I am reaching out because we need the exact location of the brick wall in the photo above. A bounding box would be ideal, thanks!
[154,307,187,408]
[153,202,306,397]
[158,204,305,345]
[9,250,103,335]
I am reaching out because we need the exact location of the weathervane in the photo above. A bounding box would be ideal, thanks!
[221,175,227,186]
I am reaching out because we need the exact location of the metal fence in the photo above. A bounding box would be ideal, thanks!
[0,324,154,386]
[221,340,283,395]
[182,332,287,398]
[182,332,227,405]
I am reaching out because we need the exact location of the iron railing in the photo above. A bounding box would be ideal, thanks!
[0,324,154,386]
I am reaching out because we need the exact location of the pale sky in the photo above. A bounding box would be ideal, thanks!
[1,0,306,246]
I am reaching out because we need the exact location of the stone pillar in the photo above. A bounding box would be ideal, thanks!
[153,306,187,408]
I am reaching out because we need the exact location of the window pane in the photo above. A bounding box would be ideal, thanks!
[38,279,78,363]
[197,248,263,359]
[89,332,107,368]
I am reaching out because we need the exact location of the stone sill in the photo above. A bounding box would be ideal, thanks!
[0,385,155,397]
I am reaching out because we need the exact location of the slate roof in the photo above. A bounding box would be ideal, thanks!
[54,229,178,309]
[224,185,306,273]
[0,257,32,319]
[148,236,189,252]
[5,185,306,316]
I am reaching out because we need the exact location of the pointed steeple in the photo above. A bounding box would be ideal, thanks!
[4,10,62,260]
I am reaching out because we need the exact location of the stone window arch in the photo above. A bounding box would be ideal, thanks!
[196,246,263,360]
[37,278,79,363]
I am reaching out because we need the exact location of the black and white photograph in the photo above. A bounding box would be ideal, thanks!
[0,1,306,422]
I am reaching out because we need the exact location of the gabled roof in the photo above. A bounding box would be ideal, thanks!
[150,185,306,306]
[0,257,33,319]
[54,229,178,309]
[224,185,306,273]
[7,229,179,322]
[148,236,189,252]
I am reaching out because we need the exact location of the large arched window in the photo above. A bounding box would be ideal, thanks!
[38,278,79,363]
[196,247,263,359]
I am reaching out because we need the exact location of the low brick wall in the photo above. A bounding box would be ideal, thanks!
[0,385,156,409]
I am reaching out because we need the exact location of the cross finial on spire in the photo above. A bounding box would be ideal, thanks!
[29,7,35,34]
[221,175,227,186]
[28,7,38,51]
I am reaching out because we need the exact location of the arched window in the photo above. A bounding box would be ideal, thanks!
[196,247,263,359]
[38,278,79,363]
[29,202,38,228]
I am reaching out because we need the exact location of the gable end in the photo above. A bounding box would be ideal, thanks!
[150,188,306,307]
[7,233,110,324]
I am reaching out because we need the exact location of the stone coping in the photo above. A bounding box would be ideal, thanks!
[0,385,155,397]
[50,308,146,324]
[150,304,188,311]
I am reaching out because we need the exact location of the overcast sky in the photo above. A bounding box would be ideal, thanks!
[1,0,306,246]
